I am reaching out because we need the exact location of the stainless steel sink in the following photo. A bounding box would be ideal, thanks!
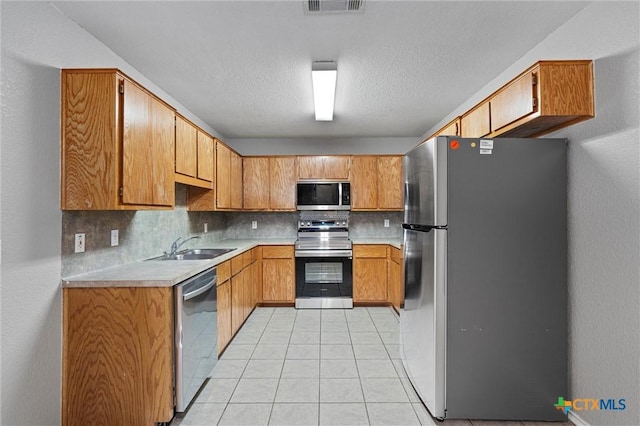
[151,247,236,261]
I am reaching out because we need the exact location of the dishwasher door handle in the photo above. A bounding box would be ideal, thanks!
[183,277,217,301]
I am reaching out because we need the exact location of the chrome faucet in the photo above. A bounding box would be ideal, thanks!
[168,236,201,257]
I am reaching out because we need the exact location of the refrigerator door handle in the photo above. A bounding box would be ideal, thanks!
[402,223,446,232]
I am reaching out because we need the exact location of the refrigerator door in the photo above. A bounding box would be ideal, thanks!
[401,227,446,419]
[403,137,448,227]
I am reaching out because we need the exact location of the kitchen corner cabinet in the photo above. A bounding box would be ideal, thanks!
[62,287,174,426]
[174,114,214,189]
[186,139,242,211]
[353,245,388,302]
[488,60,594,137]
[262,245,295,303]
[243,156,297,211]
[351,156,403,211]
[388,246,404,312]
[61,69,175,210]
[297,155,351,180]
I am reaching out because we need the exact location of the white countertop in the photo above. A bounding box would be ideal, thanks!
[61,237,402,288]
[61,238,295,288]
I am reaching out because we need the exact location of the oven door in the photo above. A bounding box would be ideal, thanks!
[295,251,353,309]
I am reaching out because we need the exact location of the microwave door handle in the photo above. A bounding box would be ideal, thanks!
[339,183,342,206]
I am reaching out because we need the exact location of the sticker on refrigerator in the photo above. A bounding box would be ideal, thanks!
[480,149,493,155]
[480,139,494,149]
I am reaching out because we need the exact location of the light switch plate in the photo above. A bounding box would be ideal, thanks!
[204,222,208,233]
[111,229,119,247]
[75,233,85,253]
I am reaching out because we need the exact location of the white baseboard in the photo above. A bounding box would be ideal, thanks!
[568,410,590,426]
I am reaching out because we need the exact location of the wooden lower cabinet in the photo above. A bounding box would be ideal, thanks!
[231,273,244,336]
[388,246,404,312]
[262,245,295,303]
[62,287,174,426]
[353,245,388,302]
[217,279,232,355]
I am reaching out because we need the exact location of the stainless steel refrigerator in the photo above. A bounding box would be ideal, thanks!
[401,136,567,421]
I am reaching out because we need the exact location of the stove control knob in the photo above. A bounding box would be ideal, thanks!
[306,222,311,226]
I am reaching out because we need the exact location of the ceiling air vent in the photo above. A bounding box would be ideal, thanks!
[305,0,365,14]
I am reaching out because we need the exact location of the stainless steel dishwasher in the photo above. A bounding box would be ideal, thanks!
[174,267,217,412]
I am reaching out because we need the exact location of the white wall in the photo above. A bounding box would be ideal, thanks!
[425,3,639,425]
[228,137,419,155]
[0,2,221,424]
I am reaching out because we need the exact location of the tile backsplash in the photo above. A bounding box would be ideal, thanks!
[62,187,403,277]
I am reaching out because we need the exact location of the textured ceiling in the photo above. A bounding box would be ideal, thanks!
[53,1,588,139]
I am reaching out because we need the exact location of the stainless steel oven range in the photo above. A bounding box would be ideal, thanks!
[295,211,353,309]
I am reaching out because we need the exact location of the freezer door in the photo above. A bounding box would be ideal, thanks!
[401,228,446,419]
[403,137,448,227]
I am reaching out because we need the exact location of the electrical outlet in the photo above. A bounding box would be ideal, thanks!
[75,233,85,253]
[384,219,390,228]
[251,220,258,230]
[204,222,208,233]
[110,229,119,247]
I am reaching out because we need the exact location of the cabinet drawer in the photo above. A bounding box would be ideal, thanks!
[217,260,231,284]
[390,247,403,263]
[354,245,387,258]
[231,254,244,276]
[262,245,294,259]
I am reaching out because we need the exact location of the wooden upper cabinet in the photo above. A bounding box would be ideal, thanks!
[377,156,403,210]
[174,115,213,189]
[429,117,461,139]
[230,151,243,209]
[351,156,403,211]
[489,60,594,137]
[61,69,175,210]
[270,157,296,210]
[175,114,197,178]
[351,156,378,210]
[215,141,232,209]
[243,156,296,211]
[197,130,214,182]
[243,157,270,210]
[461,101,490,138]
[297,156,351,180]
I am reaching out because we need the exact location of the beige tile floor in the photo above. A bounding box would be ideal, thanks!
[171,307,571,426]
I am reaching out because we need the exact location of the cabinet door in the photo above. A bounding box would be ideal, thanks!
[175,115,197,178]
[351,156,378,210]
[216,141,231,209]
[230,151,243,209]
[431,117,460,139]
[323,156,351,179]
[491,71,535,133]
[354,257,388,302]
[262,258,294,302]
[122,79,154,205]
[217,280,232,355]
[197,130,214,182]
[297,156,324,179]
[270,157,296,210]
[243,157,270,210]
[461,101,490,138]
[149,97,175,206]
[231,273,244,335]
[377,156,403,210]
[353,245,388,302]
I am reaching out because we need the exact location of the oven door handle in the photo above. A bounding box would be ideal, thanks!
[183,277,217,301]
[295,249,353,258]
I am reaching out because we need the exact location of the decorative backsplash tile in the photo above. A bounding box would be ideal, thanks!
[62,186,403,277]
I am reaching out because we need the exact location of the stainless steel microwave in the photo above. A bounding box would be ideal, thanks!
[296,181,351,210]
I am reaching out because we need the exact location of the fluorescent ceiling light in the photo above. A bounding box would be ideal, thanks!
[312,61,337,121]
